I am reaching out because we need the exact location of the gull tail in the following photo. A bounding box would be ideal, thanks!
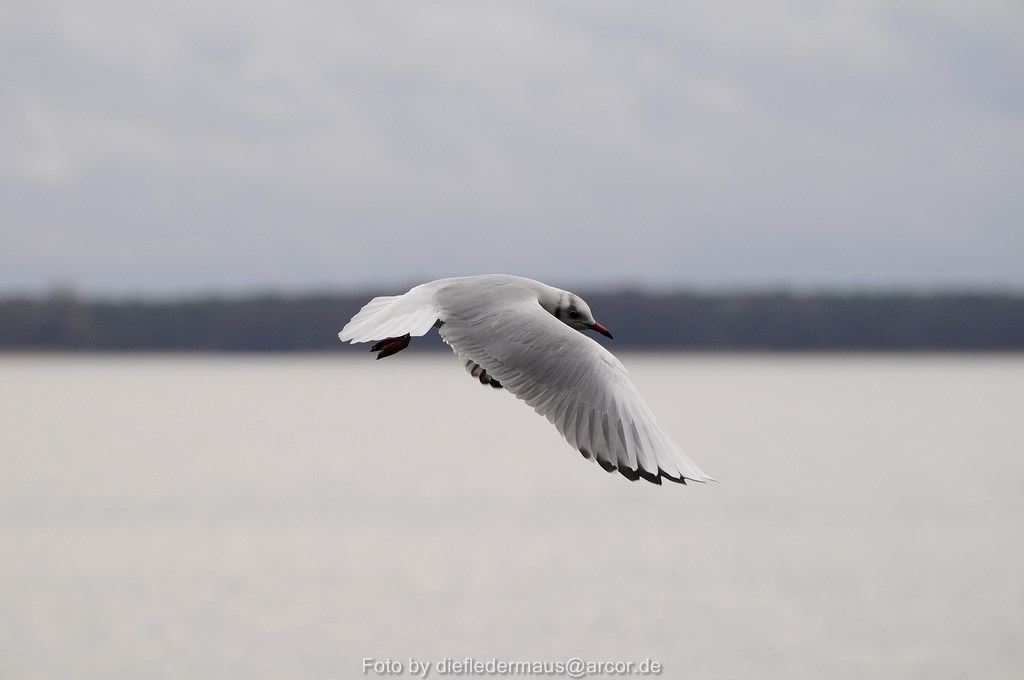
[338,284,440,345]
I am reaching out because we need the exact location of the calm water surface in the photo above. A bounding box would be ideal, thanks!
[1,353,1022,679]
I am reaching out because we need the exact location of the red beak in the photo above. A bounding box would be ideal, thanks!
[588,322,613,339]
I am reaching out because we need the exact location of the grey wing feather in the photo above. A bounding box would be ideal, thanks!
[436,296,713,484]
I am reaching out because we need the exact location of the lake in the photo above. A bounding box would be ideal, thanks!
[1,353,1021,679]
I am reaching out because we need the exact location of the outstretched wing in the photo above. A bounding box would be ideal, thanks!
[339,282,441,344]
[436,295,713,485]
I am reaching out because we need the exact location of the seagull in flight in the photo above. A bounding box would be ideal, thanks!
[339,275,714,485]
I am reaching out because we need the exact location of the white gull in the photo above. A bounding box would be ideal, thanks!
[339,274,714,485]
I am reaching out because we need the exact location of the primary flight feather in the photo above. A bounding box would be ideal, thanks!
[339,274,714,486]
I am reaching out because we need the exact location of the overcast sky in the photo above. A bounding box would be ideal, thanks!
[2,1,1022,295]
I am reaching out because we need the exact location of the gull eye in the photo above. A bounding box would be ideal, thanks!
[568,308,581,321]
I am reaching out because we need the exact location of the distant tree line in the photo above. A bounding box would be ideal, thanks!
[0,290,1022,351]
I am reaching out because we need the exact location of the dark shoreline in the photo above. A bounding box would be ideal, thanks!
[2,290,1022,352]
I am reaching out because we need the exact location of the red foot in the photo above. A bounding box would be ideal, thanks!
[371,334,411,360]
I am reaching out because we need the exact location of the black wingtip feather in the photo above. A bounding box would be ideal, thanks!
[618,466,641,481]
[637,468,663,485]
[578,448,690,486]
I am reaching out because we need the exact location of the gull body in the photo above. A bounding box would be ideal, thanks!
[339,274,713,485]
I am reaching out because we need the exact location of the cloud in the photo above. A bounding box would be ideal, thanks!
[1,0,1022,293]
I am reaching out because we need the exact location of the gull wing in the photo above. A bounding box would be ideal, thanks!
[436,294,713,485]
[339,281,441,344]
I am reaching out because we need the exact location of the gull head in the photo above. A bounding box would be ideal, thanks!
[540,288,613,339]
